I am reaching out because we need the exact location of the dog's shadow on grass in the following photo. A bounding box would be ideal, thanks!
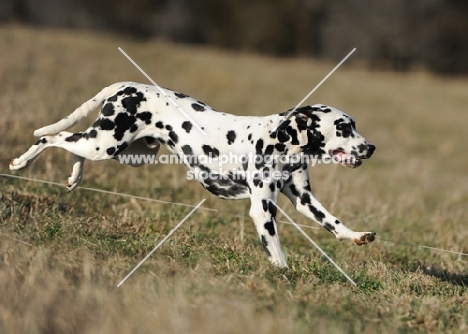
[420,266,468,287]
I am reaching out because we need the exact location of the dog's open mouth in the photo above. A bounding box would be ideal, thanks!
[331,149,362,168]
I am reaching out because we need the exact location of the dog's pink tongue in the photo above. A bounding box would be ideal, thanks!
[333,151,353,163]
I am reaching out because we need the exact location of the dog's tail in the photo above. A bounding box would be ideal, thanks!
[33,83,123,137]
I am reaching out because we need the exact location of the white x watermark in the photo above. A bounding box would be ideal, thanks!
[118,47,207,135]
[271,48,356,135]
[117,199,206,287]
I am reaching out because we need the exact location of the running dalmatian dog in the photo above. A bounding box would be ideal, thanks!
[10,82,376,267]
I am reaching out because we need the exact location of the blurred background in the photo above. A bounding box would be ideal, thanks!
[1,0,468,75]
[1,1,468,333]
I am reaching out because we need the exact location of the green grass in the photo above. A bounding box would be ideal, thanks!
[0,26,467,333]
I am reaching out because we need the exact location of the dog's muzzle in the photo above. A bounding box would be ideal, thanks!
[331,144,375,168]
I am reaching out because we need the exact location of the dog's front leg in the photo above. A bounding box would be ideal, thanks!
[66,155,85,191]
[248,176,288,268]
[281,167,375,245]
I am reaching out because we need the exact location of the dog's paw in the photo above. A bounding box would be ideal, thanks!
[353,232,376,246]
[9,158,28,171]
[65,176,80,192]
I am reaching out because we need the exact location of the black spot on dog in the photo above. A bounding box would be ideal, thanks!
[300,193,311,205]
[335,219,341,225]
[181,145,194,156]
[227,130,236,145]
[34,138,47,145]
[248,134,252,141]
[277,130,290,143]
[242,159,249,171]
[268,201,277,217]
[192,103,205,111]
[308,205,325,222]
[99,119,115,131]
[286,127,299,145]
[261,235,271,257]
[182,121,192,133]
[92,118,102,128]
[65,133,82,142]
[275,143,286,152]
[269,183,275,192]
[130,124,138,133]
[114,113,136,141]
[255,157,265,170]
[168,131,179,143]
[115,142,128,154]
[122,92,146,115]
[199,168,249,199]
[255,139,264,155]
[202,145,220,158]
[155,121,164,129]
[106,147,116,155]
[165,125,173,131]
[264,145,274,157]
[96,147,100,151]
[175,92,189,99]
[357,144,367,153]
[253,178,261,187]
[89,129,97,138]
[262,199,268,212]
[264,221,276,236]
[303,131,325,155]
[107,94,118,102]
[323,222,335,233]
[102,103,115,116]
[123,87,137,95]
[289,184,300,197]
[136,111,152,124]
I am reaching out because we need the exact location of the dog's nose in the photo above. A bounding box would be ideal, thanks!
[366,144,376,158]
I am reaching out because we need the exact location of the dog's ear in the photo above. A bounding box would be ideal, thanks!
[294,106,320,131]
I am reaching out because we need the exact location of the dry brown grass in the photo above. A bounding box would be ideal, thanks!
[0,26,467,333]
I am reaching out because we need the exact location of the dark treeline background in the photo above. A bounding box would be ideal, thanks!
[1,0,467,75]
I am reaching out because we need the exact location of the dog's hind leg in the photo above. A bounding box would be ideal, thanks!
[10,137,51,171]
[10,131,120,183]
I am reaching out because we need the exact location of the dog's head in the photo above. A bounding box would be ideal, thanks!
[284,105,375,168]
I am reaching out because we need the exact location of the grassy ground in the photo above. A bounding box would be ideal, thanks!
[0,26,467,333]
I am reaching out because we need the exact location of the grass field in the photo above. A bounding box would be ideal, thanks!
[0,26,467,333]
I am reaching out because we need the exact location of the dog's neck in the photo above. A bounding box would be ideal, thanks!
[269,113,325,157]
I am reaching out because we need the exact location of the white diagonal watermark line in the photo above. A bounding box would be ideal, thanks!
[271,48,356,135]
[117,198,206,287]
[268,200,357,287]
[118,47,207,135]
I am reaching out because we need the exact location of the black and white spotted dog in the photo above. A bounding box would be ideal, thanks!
[10,82,376,267]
